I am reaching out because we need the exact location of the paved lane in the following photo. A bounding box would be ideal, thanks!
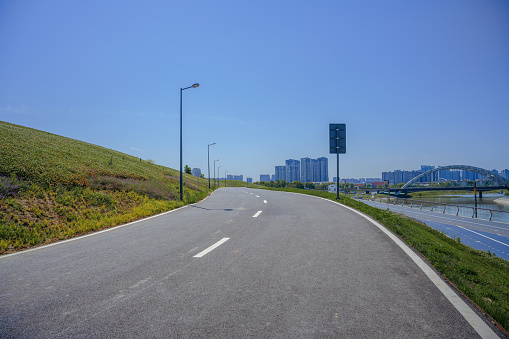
[0,188,501,338]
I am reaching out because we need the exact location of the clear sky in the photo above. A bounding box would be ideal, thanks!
[1,0,508,181]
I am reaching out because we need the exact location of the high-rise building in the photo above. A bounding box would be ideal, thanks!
[300,158,321,182]
[247,177,253,183]
[462,170,479,181]
[192,168,201,177]
[317,157,328,182]
[502,169,509,180]
[301,157,313,183]
[451,170,461,181]
[275,166,286,181]
[393,170,404,185]
[421,165,436,182]
[382,171,392,185]
[260,174,271,182]
[312,159,319,181]
[234,175,243,181]
[438,169,451,181]
[285,159,300,183]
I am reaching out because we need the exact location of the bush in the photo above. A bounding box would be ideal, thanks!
[0,175,28,199]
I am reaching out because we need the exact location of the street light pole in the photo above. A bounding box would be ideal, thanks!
[213,159,219,188]
[384,180,390,203]
[179,83,199,201]
[217,166,221,187]
[208,143,215,189]
[474,180,478,218]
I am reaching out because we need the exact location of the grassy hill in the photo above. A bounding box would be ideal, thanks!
[0,121,212,253]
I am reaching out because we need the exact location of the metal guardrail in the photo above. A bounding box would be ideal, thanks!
[356,195,509,222]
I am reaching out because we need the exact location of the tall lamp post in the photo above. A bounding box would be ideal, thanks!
[474,179,479,218]
[384,180,390,203]
[208,143,216,189]
[179,83,200,201]
[213,159,219,188]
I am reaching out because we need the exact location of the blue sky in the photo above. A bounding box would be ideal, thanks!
[1,0,508,181]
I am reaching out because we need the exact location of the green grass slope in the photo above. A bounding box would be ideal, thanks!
[0,121,212,253]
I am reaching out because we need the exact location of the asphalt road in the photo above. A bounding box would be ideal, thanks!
[359,199,509,262]
[0,188,502,338]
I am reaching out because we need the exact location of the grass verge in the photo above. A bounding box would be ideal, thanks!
[258,187,509,333]
[0,121,213,253]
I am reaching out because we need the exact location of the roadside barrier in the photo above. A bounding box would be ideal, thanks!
[355,195,509,222]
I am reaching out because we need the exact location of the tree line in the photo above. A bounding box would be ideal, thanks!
[255,180,331,190]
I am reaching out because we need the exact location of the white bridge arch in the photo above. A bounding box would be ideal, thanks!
[400,165,508,189]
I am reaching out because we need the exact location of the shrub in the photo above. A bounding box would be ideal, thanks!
[0,175,27,198]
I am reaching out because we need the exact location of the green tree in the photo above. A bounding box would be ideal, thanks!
[200,174,205,178]
[184,165,192,174]
[305,182,315,189]
[318,183,329,190]
[289,181,304,189]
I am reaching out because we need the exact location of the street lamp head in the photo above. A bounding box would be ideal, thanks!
[209,142,216,146]
[191,83,200,88]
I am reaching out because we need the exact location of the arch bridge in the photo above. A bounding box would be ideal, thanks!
[401,165,507,189]
[386,165,508,197]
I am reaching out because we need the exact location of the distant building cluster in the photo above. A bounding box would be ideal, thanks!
[194,165,509,186]
[217,174,244,181]
[383,165,509,185]
[193,168,244,182]
[192,168,201,177]
[332,177,382,184]
[260,157,329,183]
[229,174,243,181]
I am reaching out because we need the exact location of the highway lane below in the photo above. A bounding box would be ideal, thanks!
[359,199,509,262]
[0,188,502,338]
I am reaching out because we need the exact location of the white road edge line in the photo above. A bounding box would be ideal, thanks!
[193,238,230,258]
[253,211,262,218]
[284,191,499,339]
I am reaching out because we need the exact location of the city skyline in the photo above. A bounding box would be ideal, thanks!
[256,157,330,183]
[383,165,509,186]
[194,162,509,185]
[1,1,508,179]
